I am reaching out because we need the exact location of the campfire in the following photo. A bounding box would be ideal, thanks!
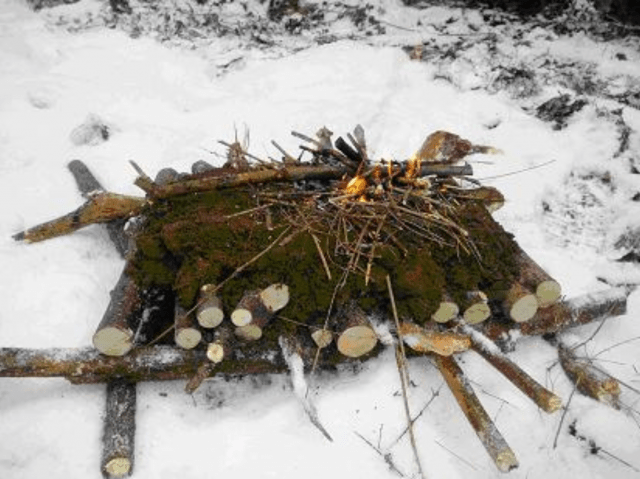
[3,126,630,478]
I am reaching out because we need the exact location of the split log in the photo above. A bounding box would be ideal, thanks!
[558,343,621,408]
[430,292,459,323]
[461,290,491,325]
[399,321,470,356]
[92,268,141,357]
[515,249,562,308]
[174,304,202,350]
[102,379,136,478]
[196,285,224,329]
[413,130,500,164]
[311,328,333,349]
[456,321,562,413]
[434,355,519,473]
[336,302,379,358]
[232,284,290,340]
[0,346,289,384]
[503,282,538,323]
[13,192,145,244]
[520,287,629,337]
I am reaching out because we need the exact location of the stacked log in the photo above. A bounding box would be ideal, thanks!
[174,304,202,350]
[335,302,378,358]
[196,285,224,328]
[232,284,290,340]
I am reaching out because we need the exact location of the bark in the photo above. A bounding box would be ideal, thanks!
[520,287,629,336]
[515,248,562,308]
[184,326,234,394]
[503,282,538,323]
[196,286,224,329]
[0,346,289,384]
[13,192,145,244]
[174,304,202,350]
[461,290,491,325]
[102,379,136,478]
[457,321,562,413]
[434,355,519,473]
[558,343,621,408]
[398,321,470,356]
[92,268,142,357]
[336,302,378,358]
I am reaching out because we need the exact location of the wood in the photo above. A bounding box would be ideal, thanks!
[520,287,629,336]
[503,282,538,323]
[461,290,491,325]
[102,379,136,478]
[310,328,333,349]
[0,346,289,384]
[196,285,224,328]
[515,248,562,307]
[430,292,459,323]
[13,192,145,244]
[434,355,519,473]
[232,284,289,340]
[336,302,378,358]
[92,268,141,357]
[558,343,621,408]
[399,321,470,356]
[414,130,499,164]
[174,304,202,350]
[457,321,562,413]
[185,326,234,394]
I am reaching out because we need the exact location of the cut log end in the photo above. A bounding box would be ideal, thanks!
[509,295,538,323]
[175,328,202,350]
[260,283,290,312]
[206,342,224,363]
[431,300,459,323]
[104,457,132,478]
[311,329,333,349]
[495,450,519,473]
[231,308,253,327]
[235,324,262,341]
[93,328,133,357]
[536,280,562,308]
[196,298,224,328]
[337,325,378,358]
[463,303,491,325]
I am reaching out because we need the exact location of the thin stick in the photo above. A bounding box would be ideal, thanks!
[354,432,408,478]
[310,232,332,280]
[552,384,578,449]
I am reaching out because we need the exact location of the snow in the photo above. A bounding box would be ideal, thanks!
[1,1,640,478]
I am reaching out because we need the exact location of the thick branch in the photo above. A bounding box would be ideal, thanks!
[102,379,136,478]
[434,355,519,473]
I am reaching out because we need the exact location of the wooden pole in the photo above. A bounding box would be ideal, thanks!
[102,379,136,478]
[434,355,519,473]
[456,321,562,413]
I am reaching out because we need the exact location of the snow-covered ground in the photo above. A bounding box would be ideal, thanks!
[1,1,640,478]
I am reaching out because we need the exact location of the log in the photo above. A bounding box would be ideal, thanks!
[461,290,491,325]
[0,346,289,384]
[13,192,145,244]
[185,326,237,393]
[414,130,499,164]
[174,304,202,350]
[515,248,562,308]
[520,287,629,336]
[102,379,136,478]
[399,321,470,356]
[336,302,379,358]
[558,343,621,408]
[92,268,141,357]
[434,355,519,473]
[503,282,538,323]
[232,284,290,340]
[310,328,333,349]
[457,321,562,413]
[191,160,215,174]
[430,292,460,323]
[196,285,224,329]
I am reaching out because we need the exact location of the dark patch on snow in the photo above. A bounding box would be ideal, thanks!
[536,94,587,130]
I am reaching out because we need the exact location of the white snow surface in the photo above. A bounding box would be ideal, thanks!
[1,1,640,478]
